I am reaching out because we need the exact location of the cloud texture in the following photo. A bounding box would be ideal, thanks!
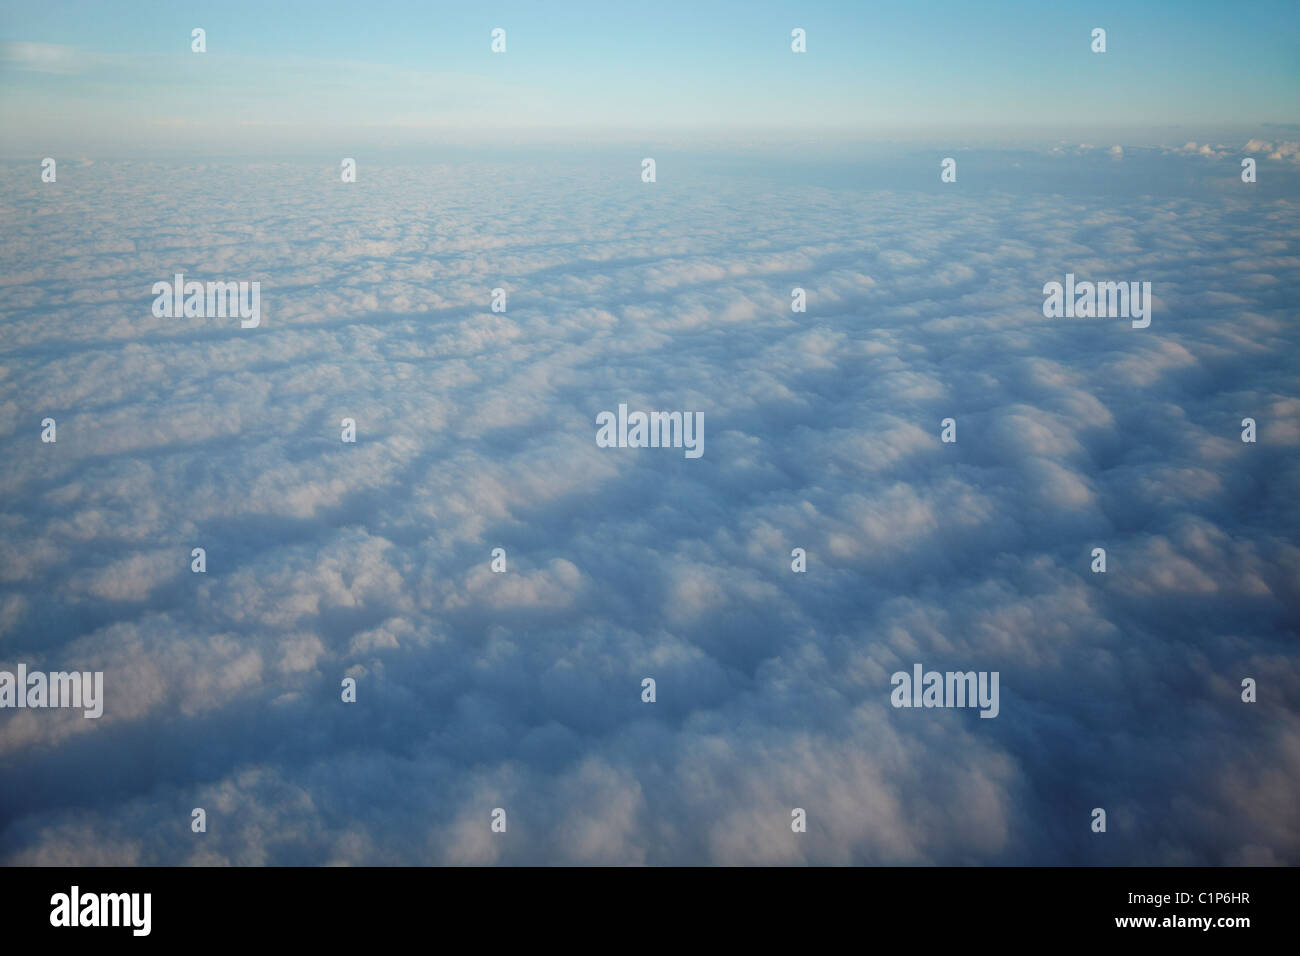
[0,148,1297,864]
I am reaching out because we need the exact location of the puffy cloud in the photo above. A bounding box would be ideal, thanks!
[0,146,1296,865]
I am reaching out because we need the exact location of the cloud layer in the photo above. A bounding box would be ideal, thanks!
[0,148,1297,864]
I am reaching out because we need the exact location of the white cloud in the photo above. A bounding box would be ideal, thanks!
[0,149,1296,864]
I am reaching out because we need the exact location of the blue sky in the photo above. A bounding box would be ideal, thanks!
[2,0,1297,155]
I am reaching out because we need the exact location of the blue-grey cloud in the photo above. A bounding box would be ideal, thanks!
[0,147,1296,865]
